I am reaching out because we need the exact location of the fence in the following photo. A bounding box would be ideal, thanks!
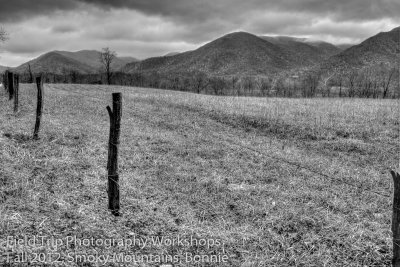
[1,72,400,265]
[2,72,122,217]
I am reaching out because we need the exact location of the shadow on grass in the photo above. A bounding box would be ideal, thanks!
[3,132,33,143]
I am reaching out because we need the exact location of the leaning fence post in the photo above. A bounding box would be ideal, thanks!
[391,170,400,267]
[7,71,14,100]
[33,76,43,139]
[106,92,122,216]
[13,74,19,113]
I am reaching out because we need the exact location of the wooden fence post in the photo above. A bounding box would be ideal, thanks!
[33,76,43,139]
[4,70,9,92]
[13,74,19,113]
[391,170,400,267]
[7,71,14,100]
[106,92,122,216]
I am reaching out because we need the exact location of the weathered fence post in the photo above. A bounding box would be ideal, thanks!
[7,71,14,100]
[106,93,122,216]
[33,76,43,139]
[4,70,9,92]
[391,170,400,267]
[13,74,19,113]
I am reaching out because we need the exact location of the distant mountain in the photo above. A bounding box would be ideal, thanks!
[56,50,138,70]
[259,36,341,59]
[14,52,94,74]
[304,39,343,55]
[118,56,139,64]
[123,32,326,77]
[335,44,354,51]
[13,50,138,75]
[321,26,400,73]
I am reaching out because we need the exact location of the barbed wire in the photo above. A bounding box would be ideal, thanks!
[212,133,392,198]
[46,85,395,198]
[48,85,111,103]
[5,84,394,199]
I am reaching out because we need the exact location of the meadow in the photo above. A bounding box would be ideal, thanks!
[0,83,399,266]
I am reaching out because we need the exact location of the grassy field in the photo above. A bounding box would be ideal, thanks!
[0,83,399,266]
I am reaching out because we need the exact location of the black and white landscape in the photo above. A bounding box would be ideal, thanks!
[0,1,399,266]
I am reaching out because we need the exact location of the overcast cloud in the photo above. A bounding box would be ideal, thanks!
[0,0,398,66]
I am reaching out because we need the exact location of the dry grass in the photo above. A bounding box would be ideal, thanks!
[0,84,399,266]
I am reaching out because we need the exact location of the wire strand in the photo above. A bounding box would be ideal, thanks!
[214,133,391,198]
[16,84,394,199]
[48,85,110,103]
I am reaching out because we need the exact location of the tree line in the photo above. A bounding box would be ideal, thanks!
[12,66,399,99]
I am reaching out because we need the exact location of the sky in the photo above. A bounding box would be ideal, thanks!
[0,0,399,67]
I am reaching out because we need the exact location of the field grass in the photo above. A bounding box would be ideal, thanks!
[0,83,399,266]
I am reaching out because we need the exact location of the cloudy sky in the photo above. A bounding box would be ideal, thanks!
[0,0,399,67]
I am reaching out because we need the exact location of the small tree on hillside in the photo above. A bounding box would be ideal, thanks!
[100,47,116,85]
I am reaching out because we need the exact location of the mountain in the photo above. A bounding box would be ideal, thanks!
[119,56,139,64]
[259,36,341,59]
[304,39,343,55]
[14,52,94,74]
[321,26,400,73]
[56,50,138,70]
[13,50,138,75]
[335,44,354,51]
[123,32,325,77]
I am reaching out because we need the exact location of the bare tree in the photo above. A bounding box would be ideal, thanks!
[259,78,271,97]
[335,70,344,97]
[231,76,239,95]
[321,68,337,97]
[210,77,226,95]
[381,68,396,98]
[69,69,79,84]
[99,47,116,85]
[301,72,320,97]
[26,63,33,83]
[192,72,209,94]
[346,70,357,97]
[0,27,8,42]
[242,76,254,94]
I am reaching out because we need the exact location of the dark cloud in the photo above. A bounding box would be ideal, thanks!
[0,0,78,22]
[77,0,399,46]
[1,0,399,24]
[77,0,400,23]
[279,0,400,21]
[5,41,45,54]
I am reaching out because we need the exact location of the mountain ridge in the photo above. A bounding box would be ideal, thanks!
[13,50,138,75]
[123,31,339,77]
[320,26,400,73]
[8,27,399,79]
